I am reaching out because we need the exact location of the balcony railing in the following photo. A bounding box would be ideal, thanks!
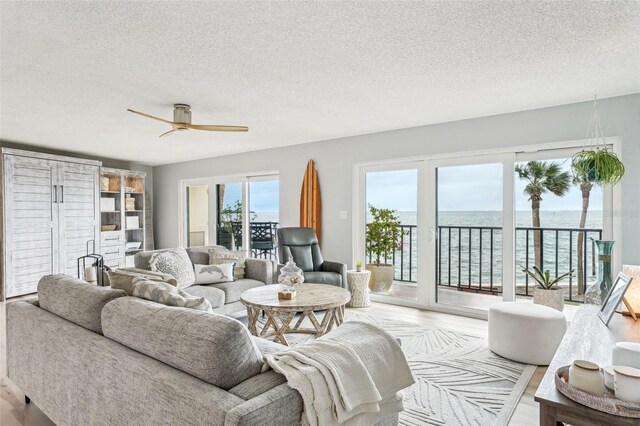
[367,224,603,303]
[217,221,279,259]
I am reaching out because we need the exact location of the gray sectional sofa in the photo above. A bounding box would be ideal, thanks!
[7,275,399,426]
[122,245,274,315]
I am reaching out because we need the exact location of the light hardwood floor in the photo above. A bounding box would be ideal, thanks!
[1,298,543,426]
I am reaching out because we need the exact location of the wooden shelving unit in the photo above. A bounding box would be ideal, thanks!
[100,168,146,269]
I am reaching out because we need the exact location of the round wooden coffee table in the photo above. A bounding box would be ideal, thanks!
[241,283,351,346]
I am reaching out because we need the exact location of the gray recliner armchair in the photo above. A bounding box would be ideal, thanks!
[277,227,347,287]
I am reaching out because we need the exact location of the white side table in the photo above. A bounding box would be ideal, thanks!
[347,270,371,308]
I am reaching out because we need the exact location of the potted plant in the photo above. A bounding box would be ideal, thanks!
[366,205,402,295]
[571,95,625,186]
[355,261,363,272]
[571,148,625,186]
[521,266,573,312]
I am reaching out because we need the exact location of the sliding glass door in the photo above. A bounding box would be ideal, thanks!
[428,155,514,313]
[357,141,618,316]
[514,148,608,305]
[248,176,279,260]
[216,180,245,251]
[358,163,421,303]
[181,174,279,257]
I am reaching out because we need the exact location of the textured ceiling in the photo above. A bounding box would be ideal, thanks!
[1,1,639,165]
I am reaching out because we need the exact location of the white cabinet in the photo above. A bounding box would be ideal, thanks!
[2,149,100,298]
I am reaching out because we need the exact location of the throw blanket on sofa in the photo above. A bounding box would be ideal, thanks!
[263,321,415,426]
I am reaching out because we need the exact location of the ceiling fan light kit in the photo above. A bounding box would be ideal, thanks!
[127,104,248,137]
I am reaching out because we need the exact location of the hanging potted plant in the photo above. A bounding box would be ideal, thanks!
[571,149,625,185]
[366,205,402,295]
[571,95,625,186]
[521,266,573,312]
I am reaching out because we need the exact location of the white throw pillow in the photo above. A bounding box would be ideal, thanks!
[131,277,212,312]
[209,248,246,279]
[194,263,235,285]
[149,247,195,289]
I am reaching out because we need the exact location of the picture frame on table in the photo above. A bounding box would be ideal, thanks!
[598,272,635,326]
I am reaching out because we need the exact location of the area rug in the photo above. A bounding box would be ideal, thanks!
[241,311,535,426]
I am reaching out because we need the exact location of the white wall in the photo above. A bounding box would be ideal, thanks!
[153,94,640,265]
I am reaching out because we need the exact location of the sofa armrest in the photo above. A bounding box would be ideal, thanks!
[244,258,274,285]
[117,267,178,285]
[321,260,348,287]
[224,383,302,426]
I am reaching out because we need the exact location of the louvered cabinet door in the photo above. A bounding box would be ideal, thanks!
[3,155,57,297]
[58,163,100,276]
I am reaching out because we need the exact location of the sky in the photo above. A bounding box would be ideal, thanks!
[365,159,603,212]
[220,179,279,212]
[218,158,604,216]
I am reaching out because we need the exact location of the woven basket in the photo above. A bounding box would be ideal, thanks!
[555,365,640,417]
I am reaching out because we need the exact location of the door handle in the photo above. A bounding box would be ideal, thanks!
[60,185,64,203]
[53,185,58,203]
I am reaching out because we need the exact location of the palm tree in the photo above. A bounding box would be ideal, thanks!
[574,175,593,295]
[515,161,571,269]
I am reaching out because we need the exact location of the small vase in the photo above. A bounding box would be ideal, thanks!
[585,240,614,305]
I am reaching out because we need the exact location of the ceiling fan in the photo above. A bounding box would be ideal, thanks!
[127,104,248,137]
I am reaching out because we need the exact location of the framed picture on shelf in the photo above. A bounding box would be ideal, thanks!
[598,272,634,326]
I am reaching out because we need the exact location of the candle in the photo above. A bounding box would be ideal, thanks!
[84,266,97,283]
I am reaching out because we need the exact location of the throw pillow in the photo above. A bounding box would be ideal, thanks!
[194,263,235,285]
[107,269,177,296]
[209,248,246,279]
[131,277,213,313]
[149,247,195,289]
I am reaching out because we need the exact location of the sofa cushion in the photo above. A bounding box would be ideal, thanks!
[194,263,235,285]
[208,279,264,304]
[186,245,227,265]
[183,285,226,308]
[107,269,176,296]
[303,271,342,286]
[101,297,264,390]
[149,247,195,289]
[134,248,169,270]
[209,248,246,279]
[38,274,126,334]
[132,278,213,312]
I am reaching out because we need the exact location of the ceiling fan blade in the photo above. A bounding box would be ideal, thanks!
[127,108,175,125]
[159,128,181,138]
[185,123,249,132]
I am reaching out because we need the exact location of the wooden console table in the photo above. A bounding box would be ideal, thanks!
[534,305,640,425]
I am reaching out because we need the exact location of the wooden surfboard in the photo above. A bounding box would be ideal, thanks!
[300,159,322,241]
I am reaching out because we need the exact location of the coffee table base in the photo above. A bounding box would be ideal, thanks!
[246,305,345,346]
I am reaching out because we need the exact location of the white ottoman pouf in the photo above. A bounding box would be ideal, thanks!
[488,302,567,365]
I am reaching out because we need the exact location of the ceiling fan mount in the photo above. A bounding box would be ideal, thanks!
[172,104,192,126]
[127,104,248,137]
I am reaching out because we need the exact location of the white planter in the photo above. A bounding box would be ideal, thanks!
[366,264,395,295]
[533,287,564,312]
